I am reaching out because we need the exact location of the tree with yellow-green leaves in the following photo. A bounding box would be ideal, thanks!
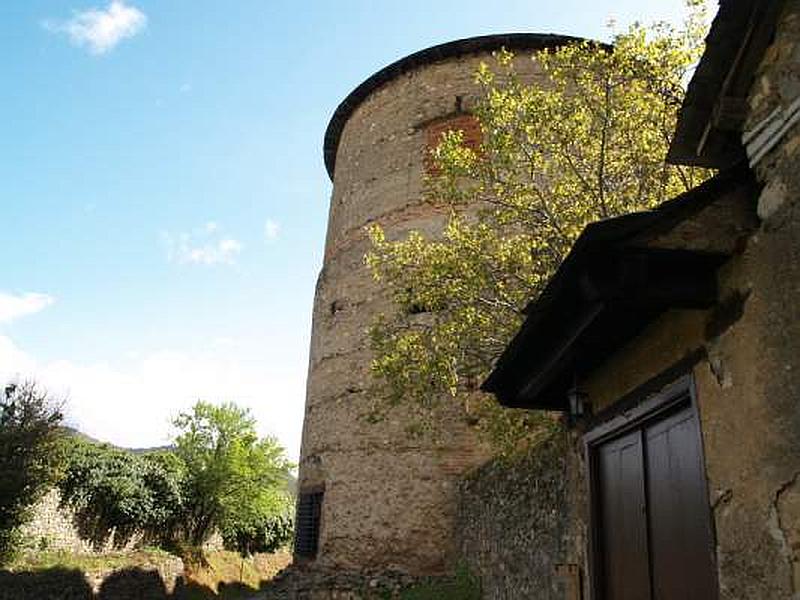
[366,3,711,452]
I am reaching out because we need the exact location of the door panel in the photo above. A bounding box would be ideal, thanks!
[591,389,718,600]
[597,429,652,600]
[645,407,717,600]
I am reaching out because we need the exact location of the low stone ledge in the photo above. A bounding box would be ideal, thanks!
[258,564,455,599]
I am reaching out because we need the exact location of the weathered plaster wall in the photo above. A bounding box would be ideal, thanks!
[708,4,800,596]
[457,432,588,600]
[576,8,800,589]
[418,181,796,597]
[579,201,799,599]
[298,51,548,575]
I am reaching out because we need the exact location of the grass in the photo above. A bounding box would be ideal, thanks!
[6,548,292,599]
[9,546,176,574]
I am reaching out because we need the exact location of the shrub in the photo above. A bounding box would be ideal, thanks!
[0,382,65,564]
[57,440,185,549]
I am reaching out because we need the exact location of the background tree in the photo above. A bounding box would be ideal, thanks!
[0,382,65,563]
[366,4,710,450]
[171,401,294,554]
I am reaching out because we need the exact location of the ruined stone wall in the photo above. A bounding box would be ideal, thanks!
[19,488,224,556]
[457,432,588,600]
[19,489,120,555]
[298,50,549,575]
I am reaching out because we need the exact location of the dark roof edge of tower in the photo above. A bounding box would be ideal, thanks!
[323,32,585,180]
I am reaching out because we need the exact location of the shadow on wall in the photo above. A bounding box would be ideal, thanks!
[0,566,269,600]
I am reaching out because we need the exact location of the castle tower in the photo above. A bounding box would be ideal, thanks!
[296,34,576,575]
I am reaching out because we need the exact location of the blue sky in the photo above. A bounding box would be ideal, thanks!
[0,0,707,460]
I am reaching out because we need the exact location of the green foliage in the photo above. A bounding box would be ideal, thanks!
[57,440,185,549]
[55,401,293,560]
[397,565,481,600]
[366,4,711,452]
[171,401,294,553]
[221,511,294,557]
[0,382,65,564]
[0,529,23,566]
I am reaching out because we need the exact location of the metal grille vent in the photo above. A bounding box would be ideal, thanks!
[294,490,323,559]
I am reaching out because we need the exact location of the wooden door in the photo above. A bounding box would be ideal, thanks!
[589,386,717,600]
[596,429,651,600]
[644,407,717,600]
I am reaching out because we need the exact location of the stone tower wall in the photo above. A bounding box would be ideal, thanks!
[299,44,554,575]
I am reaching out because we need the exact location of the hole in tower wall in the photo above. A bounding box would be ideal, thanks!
[424,113,482,175]
[408,302,428,315]
[330,300,345,316]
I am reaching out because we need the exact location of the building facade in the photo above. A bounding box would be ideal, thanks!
[483,2,800,598]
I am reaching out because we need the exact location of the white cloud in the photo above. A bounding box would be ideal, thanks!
[179,82,192,94]
[0,335,305,460]
[264,219,280,242]
[0,292,55,324]
[0,336,37,376]
[162,224,243,266]
[44,1,147,55]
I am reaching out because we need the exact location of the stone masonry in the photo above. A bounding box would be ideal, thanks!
[297,34,578,576]
[20,488,224,556]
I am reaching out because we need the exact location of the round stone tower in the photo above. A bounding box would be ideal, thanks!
[297,33,577,575]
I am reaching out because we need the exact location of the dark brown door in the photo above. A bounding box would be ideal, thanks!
[597,429,651,600]
[645,407,717,600]
[592,397,717,600]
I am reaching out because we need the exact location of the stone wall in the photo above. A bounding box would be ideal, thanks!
[457,432,587,600]
[19,488,224,556]
[299,46,554,575]
[19,489,139,555]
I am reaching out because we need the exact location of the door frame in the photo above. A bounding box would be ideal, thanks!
[582,372,717,600]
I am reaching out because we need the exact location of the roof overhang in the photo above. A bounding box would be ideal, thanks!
[482,166,758,411]
[667,0,785,168]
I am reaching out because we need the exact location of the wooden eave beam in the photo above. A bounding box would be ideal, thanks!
[491,248,726,411]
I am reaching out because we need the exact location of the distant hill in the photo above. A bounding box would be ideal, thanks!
[60,426,104,445]
[60,426,171,454]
